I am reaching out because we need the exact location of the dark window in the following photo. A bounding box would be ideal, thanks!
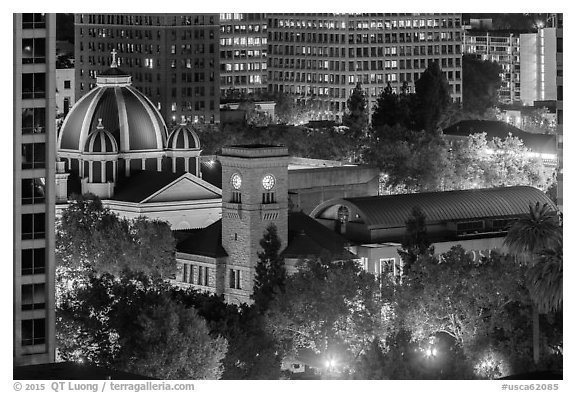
[21,283,46,310]
[21,318,45,346]
[262,192,276,204]
[64,80,71,89]
[456,220,484,234]
[197,265,203,285]
[22,38,46,64]
[231,191,242,203]
[21,108,45,134]
[22,13,46,29]
[21,248,45,275]
[21,213,45,240]
[22,178,45,205]
[492,219,511,232]
[22,73,46,99]
[22,143,45,169]
[229,269,241,289]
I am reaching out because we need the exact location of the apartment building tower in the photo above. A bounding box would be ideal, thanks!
[219,13,268,98]
[267,13,463,121]
[74,13,220,126]
[14,13,57,366]
[553,14,562,212]
[463,30,521,104]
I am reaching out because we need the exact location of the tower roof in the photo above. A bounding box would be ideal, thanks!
[83,119,119,154]
[167,120,201,150]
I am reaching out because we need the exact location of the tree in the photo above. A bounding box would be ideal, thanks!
[353,338,388,379]
[444,133,551,192]
[172,289,283,379]
[527,236,563,314]
[56,194,176,279]
[57,273,228,379]
[252,224,286,313]
[397,247,537,378]
[414,62,451,133]
[364,125,452,192]
[265,259,390,370]
[523,107,557,134]
[504,202,562,365]
[238,100,271,127]
[462,55,502,115]
[343,82,369,139]
[397,206,434,273]
[371,82,415,130]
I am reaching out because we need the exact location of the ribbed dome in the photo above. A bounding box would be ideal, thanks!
[58,65,167,154]
[84,119,119,154]
[167,122,201,150]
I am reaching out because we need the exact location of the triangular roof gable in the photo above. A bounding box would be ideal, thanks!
[142,172,222,203]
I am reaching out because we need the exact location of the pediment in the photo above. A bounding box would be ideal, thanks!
[143,174,222,203]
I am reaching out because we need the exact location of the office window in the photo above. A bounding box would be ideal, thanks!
[22,283,46,310]
[22,143,45,169]
[22,13,46,29]
[21,248,46,275]
[21,178,46,205]
[22,73,46,99]
[21,213,45,240]
[21,108,45,134]
[21,318,45,346]
[22,38,46,64]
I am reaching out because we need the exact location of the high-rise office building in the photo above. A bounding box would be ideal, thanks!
[267,13,463,120]
[14,13,57,366]
[219,13,268,98]
[74,13,220,126]
[520,27,557,106]
[463,30,521,104]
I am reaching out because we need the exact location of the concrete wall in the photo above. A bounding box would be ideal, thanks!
[288,165,380,214]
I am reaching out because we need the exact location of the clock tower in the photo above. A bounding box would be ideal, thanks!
[219,145,289,304]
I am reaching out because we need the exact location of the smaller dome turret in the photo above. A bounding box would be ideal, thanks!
[84,119,119,154]
[167,118,201,150]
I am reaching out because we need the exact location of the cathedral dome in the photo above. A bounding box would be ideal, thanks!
[167,120,201,150]
[58,55,167,154]
[84,119,119,154]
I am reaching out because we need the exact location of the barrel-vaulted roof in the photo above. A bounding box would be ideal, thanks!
[311,186,556,229]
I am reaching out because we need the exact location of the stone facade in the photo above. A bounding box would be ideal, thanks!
[219,145,289,303]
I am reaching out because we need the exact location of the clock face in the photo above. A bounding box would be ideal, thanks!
[262,174,275,190]
[231,173,242,189]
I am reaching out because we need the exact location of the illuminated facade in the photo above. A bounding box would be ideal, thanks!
[267,13,463,120]
[74,13,220,125]
[219,13,268,98]
[520,27,557,106]
[463,30,521,104]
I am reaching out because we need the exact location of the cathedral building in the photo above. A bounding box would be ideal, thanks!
[56,54,221,230]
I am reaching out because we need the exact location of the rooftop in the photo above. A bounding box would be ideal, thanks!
[312,186,556,230]
[112,170,185,203]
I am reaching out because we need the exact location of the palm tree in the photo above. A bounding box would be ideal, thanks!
[527,235,563,314]
[504,202,561,366]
